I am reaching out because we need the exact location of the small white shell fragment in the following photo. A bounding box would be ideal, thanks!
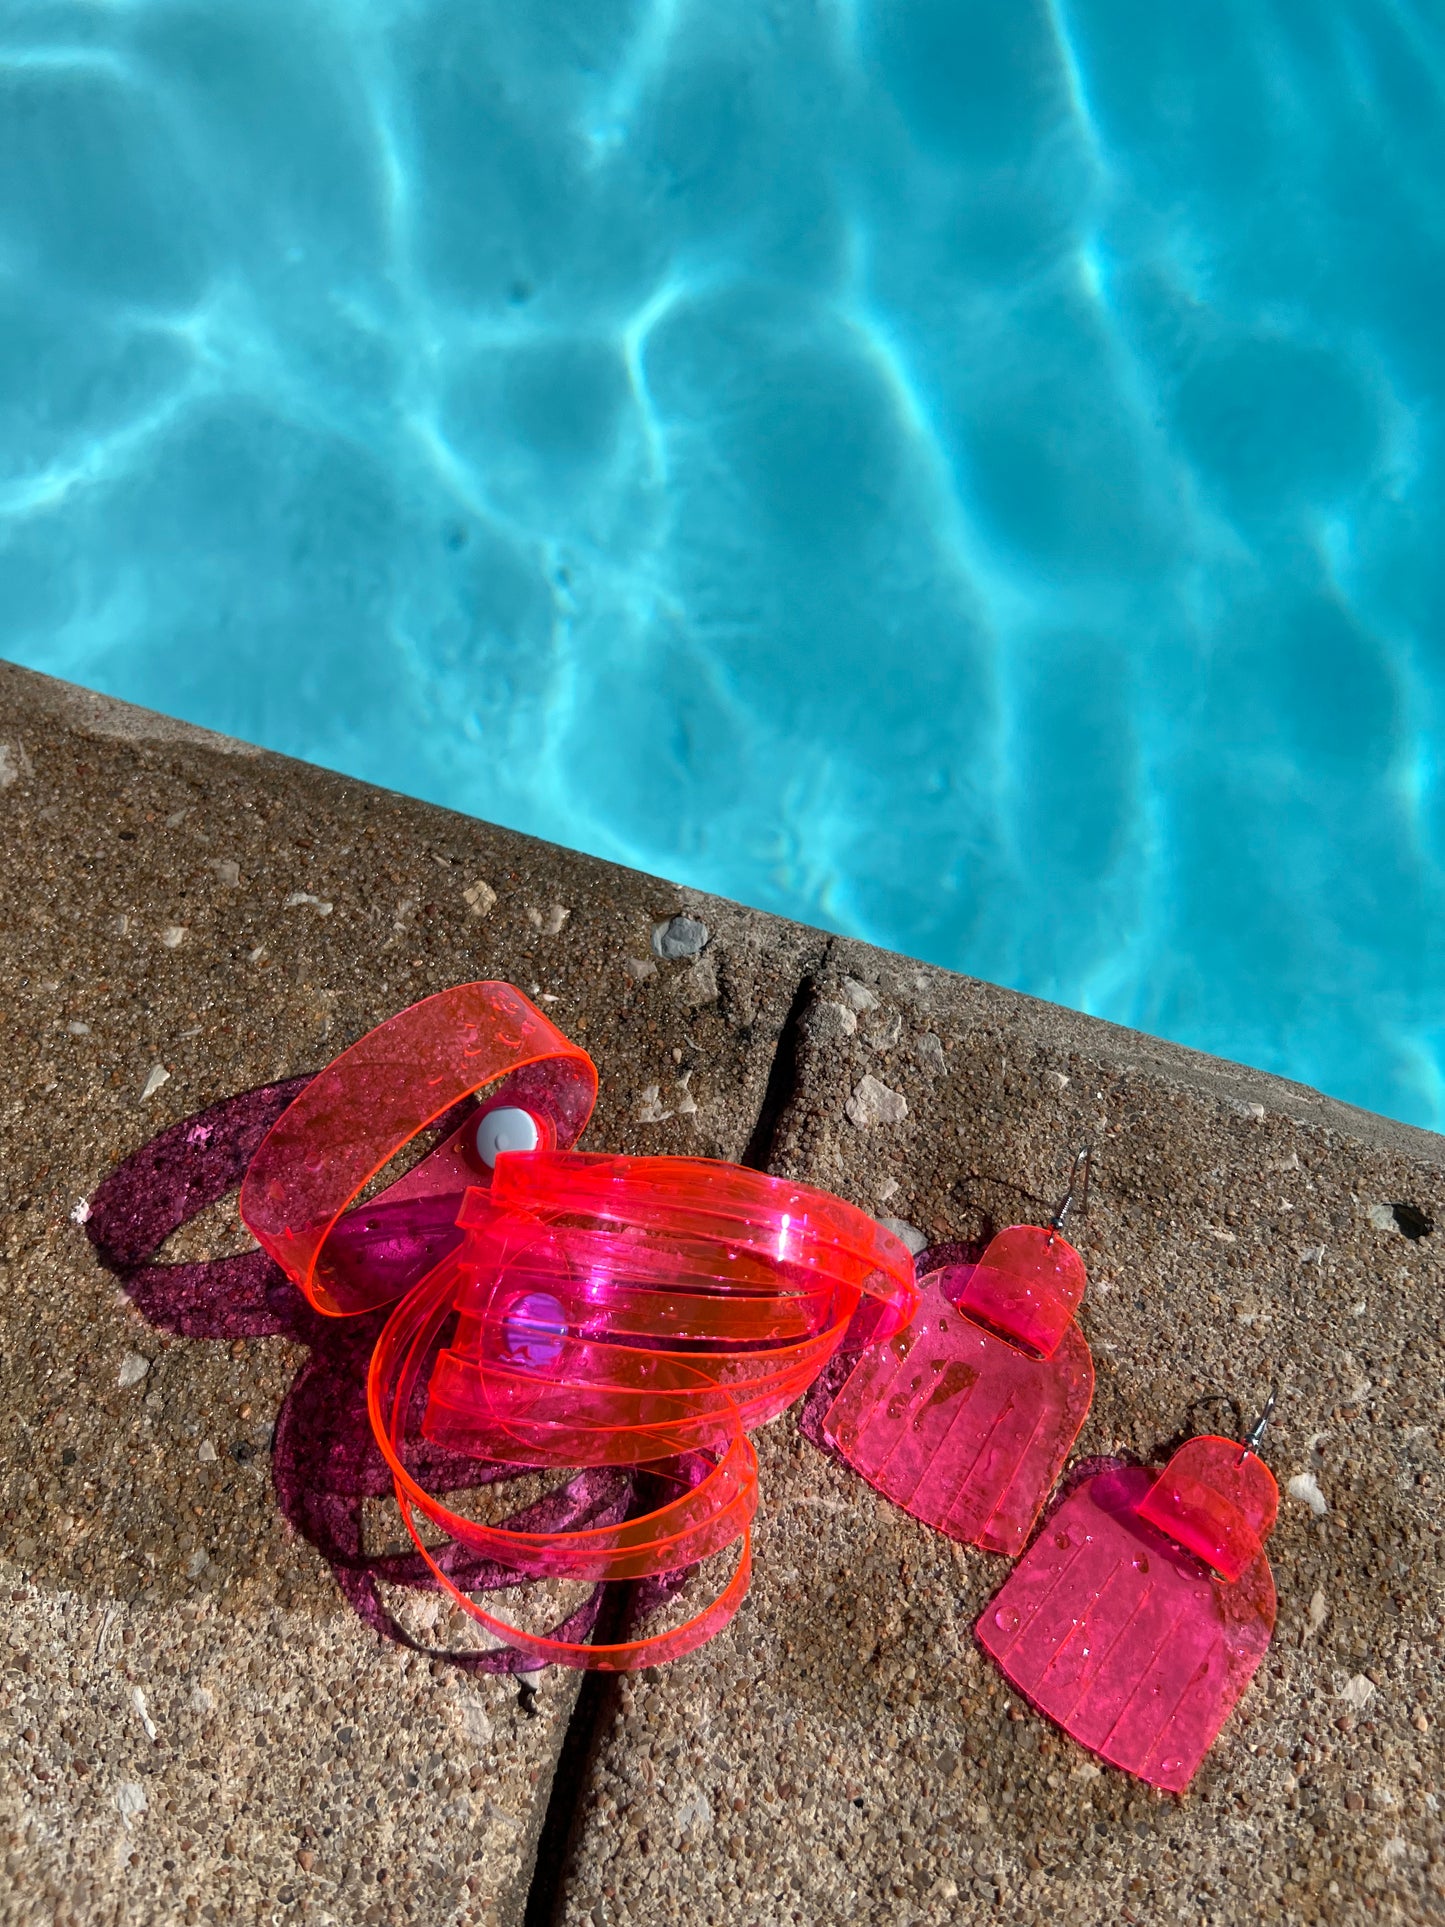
[527,903,570,935]
[283,891,333,914]
[462,878,497,918]
[191,1685,216,1714]
[675,1071,698,1117]
[841,977,880,1012]
[870,1009,904,1050]
[916,1032,947,1073]
[676,1786,713,1837]
[198,1440,217,1463]
[1306,1589,1328,1635]
[113,1782,147,1819]
[1287,1471,1328,1516]
[69,1197,91,1225]
[407,1595,442,1634]
[1338,1673,1376,1711]
[878,1216,928,1257]
[158,925,187,948]
[117,1352,151,1389]
[0,740,34,786]
[846,1075,908,1128]
[460,1699,494,1747]
[67,1019,90,1036]
[141,1063,171,1100]
[131,1687,158,1741]
[637,1084,672,1124]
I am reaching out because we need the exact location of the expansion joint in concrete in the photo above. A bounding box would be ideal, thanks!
[739,939,836,1170]
[518,940,832,1924]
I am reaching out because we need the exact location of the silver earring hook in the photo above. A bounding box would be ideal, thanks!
[1238,1386,1277,1464]
[1048,1146,1092,1245]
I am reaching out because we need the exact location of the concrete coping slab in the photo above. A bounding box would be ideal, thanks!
[3,662,1442,1925]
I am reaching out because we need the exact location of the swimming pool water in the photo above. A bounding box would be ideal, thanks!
[4,1,1445,1128]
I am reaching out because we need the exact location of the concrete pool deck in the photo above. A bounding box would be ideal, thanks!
[0,660,1440,1927]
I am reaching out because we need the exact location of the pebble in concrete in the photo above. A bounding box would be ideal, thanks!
[651,916,710,961]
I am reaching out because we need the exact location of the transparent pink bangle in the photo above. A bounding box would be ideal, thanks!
[240,980,597,1314]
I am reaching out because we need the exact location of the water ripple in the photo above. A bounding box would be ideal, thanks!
[3,0,1445,1126]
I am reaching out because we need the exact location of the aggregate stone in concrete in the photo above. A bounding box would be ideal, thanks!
[0,663,818,1927]
[555,941,1445,1927]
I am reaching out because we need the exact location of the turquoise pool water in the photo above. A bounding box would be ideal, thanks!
[4,2,1445,1127]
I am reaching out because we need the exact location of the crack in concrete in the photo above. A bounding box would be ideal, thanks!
[519,1669,618,1927]
[515,939,834,1926]
[740,940,835,1171]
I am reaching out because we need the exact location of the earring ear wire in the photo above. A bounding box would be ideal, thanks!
[1048,1145,1092,1246]
[1238,1385,1277,1466]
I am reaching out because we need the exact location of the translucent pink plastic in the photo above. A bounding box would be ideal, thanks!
[370,1256,761,1668]
[823,1225,1094,1555]
[955,1224,1086,1358]
[419,1160,912,1462]
[240,981,596,1313]
[978,1446,1278,1792]
[371,1161,918,1668]
[1137,1436,1280,1583]
[239,981,920,1669]
[491,1151,916,1343]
